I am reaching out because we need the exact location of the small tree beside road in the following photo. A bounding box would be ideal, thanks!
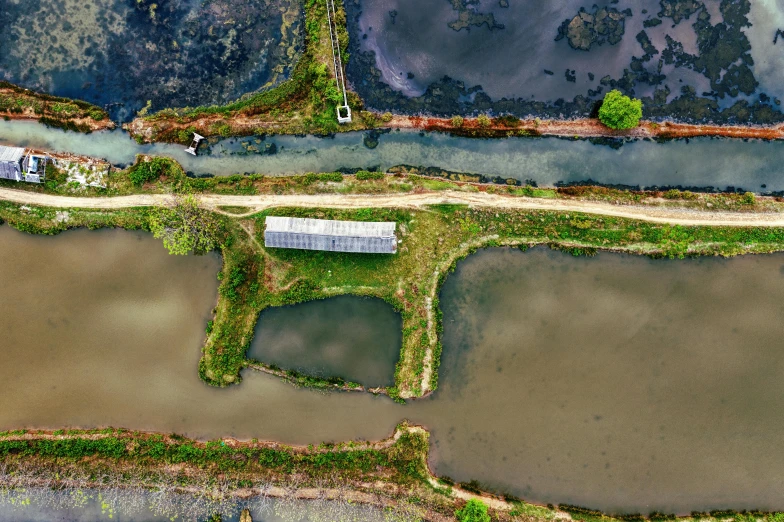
[149,194,224,255]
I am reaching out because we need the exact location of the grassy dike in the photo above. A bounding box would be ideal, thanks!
[0,425,452,520]
[3,427,784,522]
[0,81,112,132]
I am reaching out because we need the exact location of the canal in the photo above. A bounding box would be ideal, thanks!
[2,120,784,192]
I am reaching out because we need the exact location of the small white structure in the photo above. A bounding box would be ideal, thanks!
[326,0,352,124]
[264,216,397,254]
[0,145,47,183]
[184,133,205,156]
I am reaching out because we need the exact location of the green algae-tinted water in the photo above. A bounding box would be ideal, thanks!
[3,228,784,512]
[0,0,303,120]
[248,295,402,387]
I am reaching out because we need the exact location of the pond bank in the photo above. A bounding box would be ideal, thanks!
[0,82,112,133]
[386,115,784,141]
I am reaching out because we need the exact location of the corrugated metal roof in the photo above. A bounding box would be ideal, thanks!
[265,216,396,238]
[0,145,24,163]
[264,231,397,254]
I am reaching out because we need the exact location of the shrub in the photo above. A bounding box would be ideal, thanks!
[356,171,384,180]
[451,116,464,128]
[456,499,491,522]
[493,115,521,127]
[380,112,393,122]
[598,89,643,130]
[149,194,224,255]
[128,157,170,186]
[741,191,756,206]
[476,114,491,128]
[318,172,343,182]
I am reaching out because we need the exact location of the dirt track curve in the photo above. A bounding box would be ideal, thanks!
[2,188,784,227]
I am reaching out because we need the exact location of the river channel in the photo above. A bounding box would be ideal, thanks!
[3,120,784,192]
[3,226,784,512]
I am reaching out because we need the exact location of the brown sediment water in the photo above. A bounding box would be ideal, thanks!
[0,226,400,443]
[414,247,784,512]
[3,228,784,512]
[247,295,402,387]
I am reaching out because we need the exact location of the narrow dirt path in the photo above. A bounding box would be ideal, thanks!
[2,188,784,227]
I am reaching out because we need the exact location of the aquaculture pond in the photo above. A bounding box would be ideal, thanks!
[5,228,784,512]
[248,295,402,387]
[4,120,784,192]
[346,0,784,123]
[0,0,303,121]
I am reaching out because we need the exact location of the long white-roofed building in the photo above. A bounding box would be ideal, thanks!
[264,216,397,254]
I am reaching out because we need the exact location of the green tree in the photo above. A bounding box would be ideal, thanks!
[455,499,491,522]
[598,89,642,130]
[149,194,223,255]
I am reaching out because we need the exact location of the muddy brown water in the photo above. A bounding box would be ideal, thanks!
[247,295,402,387]
[3,227,784,512]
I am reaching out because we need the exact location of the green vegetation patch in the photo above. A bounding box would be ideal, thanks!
[599,89,643,130]
[0,81,109,132]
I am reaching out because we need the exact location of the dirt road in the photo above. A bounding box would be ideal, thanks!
[2,188,784,227]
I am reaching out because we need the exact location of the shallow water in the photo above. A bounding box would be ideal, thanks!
[0,0,303,120]
[3,120,784,191]
[4,228,784,511]
[346,0,784,121]
[248,296,402,387]
[415,247,784,512]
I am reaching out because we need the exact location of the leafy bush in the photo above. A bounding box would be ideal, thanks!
[318,172,343,182]
[451,116,464,128]
[599,90,643,129]
[456,499,491,522]
[476,114,491,128]
[149,194,224,255]
[493,115,521,127]
[356,170,384,180]
[128,157,170,186]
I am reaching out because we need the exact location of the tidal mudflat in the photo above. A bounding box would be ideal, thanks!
[0,0,303,120]
[346,0,784,123]
[4,229,784,511]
